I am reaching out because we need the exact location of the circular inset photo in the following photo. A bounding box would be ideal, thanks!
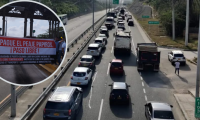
[0,0,68,86]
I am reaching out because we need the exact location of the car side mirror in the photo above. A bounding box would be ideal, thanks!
[108,84,112,86]
[109,61,111,63]
[51,88,55,92]
[127,85,131,87]
[170,105,173,108]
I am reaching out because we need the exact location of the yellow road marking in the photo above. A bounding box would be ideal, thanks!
[0,86,20,105]
[67,82,70,86]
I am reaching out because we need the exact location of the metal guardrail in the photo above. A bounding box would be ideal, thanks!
[20,14,106,120]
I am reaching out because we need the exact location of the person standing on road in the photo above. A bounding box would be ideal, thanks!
[62,38,66,57]
[175,60,180,75]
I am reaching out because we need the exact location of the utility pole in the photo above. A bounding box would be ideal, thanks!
[195,14,200,108]
[172,0,175,40]
[106,0,107,14]
[11,85,16,117]
[185,0,189,46]
[92,0,94,31]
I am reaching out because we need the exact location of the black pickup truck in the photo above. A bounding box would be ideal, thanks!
[136,43,160,71]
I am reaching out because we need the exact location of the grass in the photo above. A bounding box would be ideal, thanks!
[133,15,198,51]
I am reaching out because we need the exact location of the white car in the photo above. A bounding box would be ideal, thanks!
[117,22,125,30]
[70,67,92,86]
[168,50,186,65]
[94,37,106,48]
[100,26,108,32]
[87,43,102,57]
[98,34,107,43]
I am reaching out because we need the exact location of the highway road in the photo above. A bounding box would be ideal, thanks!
[66,10,107,43]
[30,12,185,120]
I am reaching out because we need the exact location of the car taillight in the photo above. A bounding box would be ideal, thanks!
[71,76,73,79]
[43,108,46,113]
[68,109,71,116]
[127,95,129,99]
[110,94,114,99]
[85,77,88,80]
[90,63,92,66]
[78,63,81,65]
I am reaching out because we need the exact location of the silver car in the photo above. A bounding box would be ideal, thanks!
[145,101,174,120]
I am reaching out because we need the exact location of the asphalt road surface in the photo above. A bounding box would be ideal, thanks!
[30,13,186,120]
[66,10,107,44]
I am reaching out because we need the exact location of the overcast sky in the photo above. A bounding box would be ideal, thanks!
[0,16,50,38]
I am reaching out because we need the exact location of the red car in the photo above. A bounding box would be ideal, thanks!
[110,59,124,75]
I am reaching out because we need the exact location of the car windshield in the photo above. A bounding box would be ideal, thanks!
[174,54,184,57]
[111,62,122,67]
[88,47,98,50]
[101,31,107,34]
[73,72,86,77]
[99,34,106,37]
[95,40,102,43]
[154,111,174,119]
[45,101,70,110]
[81,58,92,62]
[118,23,124,26]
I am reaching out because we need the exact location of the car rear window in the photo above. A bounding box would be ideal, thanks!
[45,101,71,110]
[81,58,92,62]
[154,111,174,119]
[73,72,86,77]
[95,40,102,43]
[111,62,122,67]
[174,54,184,57]
[88,47,98,50]
[106,19,113,22]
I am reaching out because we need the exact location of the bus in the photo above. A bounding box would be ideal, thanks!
[58,14,68,25]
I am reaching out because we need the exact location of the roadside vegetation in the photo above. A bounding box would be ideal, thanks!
[132,0,200,50]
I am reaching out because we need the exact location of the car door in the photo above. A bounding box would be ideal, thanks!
[88,69,92,80]
[74,89,81,108]
[73,90,79,112]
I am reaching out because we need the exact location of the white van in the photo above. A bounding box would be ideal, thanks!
[105,17,115,30]
[87,43,102,57]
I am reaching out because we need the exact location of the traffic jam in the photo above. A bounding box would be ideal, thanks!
[42,6,187,120]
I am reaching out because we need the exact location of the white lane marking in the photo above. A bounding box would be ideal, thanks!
[107,63,110,75]
[111,46,113,53]
[143,88,146,93]
[145,95,148,101]
[98,99,104,120]
[33,64,48,77]
[88,72,98,109]
[129,26,131,31]
[142,82,144,86]
[140,76,143,80]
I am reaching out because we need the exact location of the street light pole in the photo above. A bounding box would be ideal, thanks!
[185,0,189,46]
[172,0,175,40]
[195,14,200,101]
[92,0,94,31]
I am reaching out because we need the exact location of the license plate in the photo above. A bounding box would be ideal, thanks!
[54,113,59,116]
[178,58,180,60]
[77,82,80,85]
[91,51,93,53]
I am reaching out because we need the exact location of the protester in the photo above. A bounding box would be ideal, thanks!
[62,38,66,57]
[54,37,59,65]
[58,37,64,65]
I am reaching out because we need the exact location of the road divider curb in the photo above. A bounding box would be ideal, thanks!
[20,14,106,120]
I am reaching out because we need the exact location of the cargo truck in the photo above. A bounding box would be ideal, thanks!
[136,43,160,71]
